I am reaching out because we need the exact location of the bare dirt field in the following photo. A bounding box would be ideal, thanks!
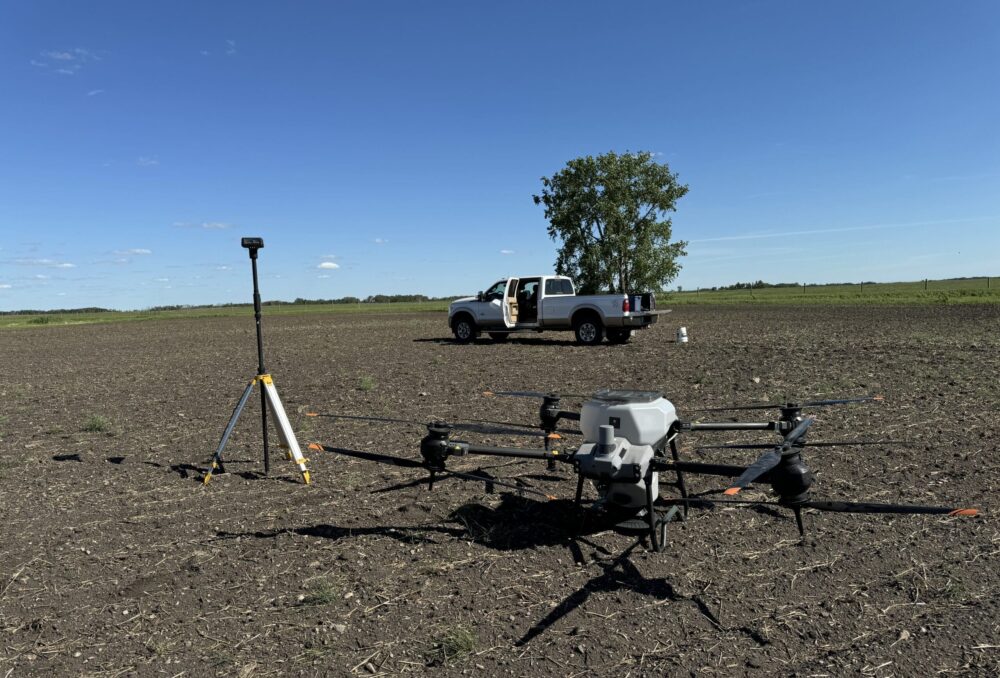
[2,304,998,676]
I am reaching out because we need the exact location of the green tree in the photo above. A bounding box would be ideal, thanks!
[533,151,688,294]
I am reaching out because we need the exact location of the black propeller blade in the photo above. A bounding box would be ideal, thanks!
[310,444,557,500]
[693,395,883,412]
[665,497,979,517]
[724,417,815,495]
[305,412,540,438]
[696,439,909,451]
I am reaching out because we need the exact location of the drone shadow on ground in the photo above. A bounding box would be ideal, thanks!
[515,541,770,647]
[209,489,770,646]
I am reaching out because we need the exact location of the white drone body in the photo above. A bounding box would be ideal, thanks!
[574,390,678,509]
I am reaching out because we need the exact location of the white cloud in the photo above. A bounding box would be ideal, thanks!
[34,48,100,75]
[137,157,159,167]
[374,238,388,244]
[318,274,331,279]
[87,89,104,96]
[318,262,340,270]
[0,284,11,289]
[34,274,50,280]
[200,50,211,56]
[226,39,237,55]
[15,258,75,268]
[216,265,231,271]
[500,249,515,255]
[155,277,169,282]
[114,248,152,255]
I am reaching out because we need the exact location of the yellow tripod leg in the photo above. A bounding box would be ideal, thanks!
[260,375,312,484]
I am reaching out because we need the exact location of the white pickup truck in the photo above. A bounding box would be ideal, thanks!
[448,275,661,345]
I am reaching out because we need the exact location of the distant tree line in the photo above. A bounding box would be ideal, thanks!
[0,294,461,315]
[0,306,117,315]
[694,280,875,291]
[679,275,993,292]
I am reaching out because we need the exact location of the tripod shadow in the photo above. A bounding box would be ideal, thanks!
[142,460,301,484]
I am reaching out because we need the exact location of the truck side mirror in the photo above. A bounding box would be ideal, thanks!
[477,291,484,301]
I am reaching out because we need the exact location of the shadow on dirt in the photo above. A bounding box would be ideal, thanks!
[412,336,580,347]
[682,495,791,522]
[142,459,301,484]
[52,453,82,462]
[215,523,464,546]
[515,541,769,647]
[211,494,630,554]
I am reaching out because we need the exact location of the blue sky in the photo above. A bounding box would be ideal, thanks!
[1,1,998,310]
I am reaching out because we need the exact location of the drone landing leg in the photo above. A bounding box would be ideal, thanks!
[645,472,660,552]
[793,506,805,537]
[669,438,689,519]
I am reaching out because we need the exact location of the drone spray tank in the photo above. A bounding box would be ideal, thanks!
[572,390,677,510]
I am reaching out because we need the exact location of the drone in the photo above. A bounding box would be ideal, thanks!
[309,389,978,552]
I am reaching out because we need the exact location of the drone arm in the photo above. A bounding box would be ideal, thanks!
[462,442,575,463]
[557,410,580,422]
[680,421,777,432]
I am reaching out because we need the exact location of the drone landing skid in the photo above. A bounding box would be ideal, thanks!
[612,505,681,553]
[574,473,681,552]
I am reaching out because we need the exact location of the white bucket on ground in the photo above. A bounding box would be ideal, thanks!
[676,326,688,343]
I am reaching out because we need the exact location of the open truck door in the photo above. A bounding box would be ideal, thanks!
[502,278,519,328]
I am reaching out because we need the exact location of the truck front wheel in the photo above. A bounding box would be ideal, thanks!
[452,315,478,343]
[573,314,604,346]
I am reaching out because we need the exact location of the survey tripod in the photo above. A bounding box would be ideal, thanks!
[202,237,311,484]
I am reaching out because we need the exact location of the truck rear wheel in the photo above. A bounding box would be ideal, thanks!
[452,314,478,343]
[573,314,604,346]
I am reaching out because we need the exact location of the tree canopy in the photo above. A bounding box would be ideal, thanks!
[533,151,688,294]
